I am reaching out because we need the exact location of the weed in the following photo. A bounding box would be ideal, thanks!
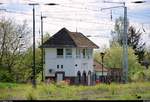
[25,88,38,100]
[0,82,150,100]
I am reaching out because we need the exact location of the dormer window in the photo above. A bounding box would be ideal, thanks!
[57,48,63,58]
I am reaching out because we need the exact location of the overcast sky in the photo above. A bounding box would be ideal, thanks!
[0,0,150,50]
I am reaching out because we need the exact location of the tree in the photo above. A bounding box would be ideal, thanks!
[128,26,145,63]
[11,32,50,82]
[0,17,31,82]
[141,51,150,69]
[94,42,145,81]
[13,47,42,82]
[112,16,145,63]
[112,16,129,45]
[0,18,31,74]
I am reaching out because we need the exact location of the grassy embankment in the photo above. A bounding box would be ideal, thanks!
[0,82,150,100]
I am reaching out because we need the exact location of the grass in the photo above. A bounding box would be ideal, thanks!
[0,82,150,100]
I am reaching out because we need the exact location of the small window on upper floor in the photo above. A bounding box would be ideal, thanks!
[87,49,92,59]
[76,49,81,58]
[57,48,63,58]
[61,65,63,69]
[82,49,86,58]
[65,48,72,58]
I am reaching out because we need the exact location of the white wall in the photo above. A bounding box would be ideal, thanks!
[44,48,94,77]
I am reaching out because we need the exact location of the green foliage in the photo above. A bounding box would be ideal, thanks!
[128,26,145,63]
[0,18,43,83]
[132,71,145,82]
[143,69,150,81]
[26,88,38,100]
[0,70,14,82]
[0,82,17,89]
[131,68,150,82]
[112,17,146,64]
[12,48,33,82]
[94,42,145,81]
[0,18,31,82]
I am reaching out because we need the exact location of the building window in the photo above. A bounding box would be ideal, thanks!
[57,65,59,69]
[76,49,81,58]
[57,48,63,58]
[87,49,92,59]
[49,69,52,73]
[65,48,72,58]
[83,49,86,58]
[61,65,63,69]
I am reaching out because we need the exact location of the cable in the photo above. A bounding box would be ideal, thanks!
[3,10,113,35]
[3,9,114,26]
[4,8,150,26]
[2,5,149,33]
[3,2,150,22]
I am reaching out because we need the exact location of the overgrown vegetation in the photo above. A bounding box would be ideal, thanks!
[94,16,150,82]
[111,16,147,64]
[0,17,45,82]
[0,16,150,100]
[94,42,149,82]
[0,82,150,100]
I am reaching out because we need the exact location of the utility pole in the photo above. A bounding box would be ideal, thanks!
[41,12,46,82]
[29,3,39,88]
[28,2,58,85]
[101,1,128,83]
[100,52,105,82]
[123,3,128,83]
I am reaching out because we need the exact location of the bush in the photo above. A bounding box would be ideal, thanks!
[132,71,145,82]
[25,88,38,100]
[0,70,14,82]
[143,69,150,81]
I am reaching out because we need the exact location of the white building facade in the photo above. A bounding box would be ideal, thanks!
[41,28,99,85]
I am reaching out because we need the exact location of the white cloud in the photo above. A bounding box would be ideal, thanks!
[1,0,149,50]
[0,0,30,4]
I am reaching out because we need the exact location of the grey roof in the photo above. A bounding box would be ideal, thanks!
[40,27,99,48]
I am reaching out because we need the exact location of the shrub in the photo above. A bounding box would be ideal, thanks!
[143,69,150,81]
[132,71,145,82]
[0,71,14,82]
[25,88,38,100]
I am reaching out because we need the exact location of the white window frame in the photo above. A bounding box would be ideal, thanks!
[65,48,72,58]
[76,48,81,58]
[87,49,92,59]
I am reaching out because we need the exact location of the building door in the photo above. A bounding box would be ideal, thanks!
[77,71,81,84]
[82,71,86,85]
[88,71,91,86]
[56,72,64,83]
